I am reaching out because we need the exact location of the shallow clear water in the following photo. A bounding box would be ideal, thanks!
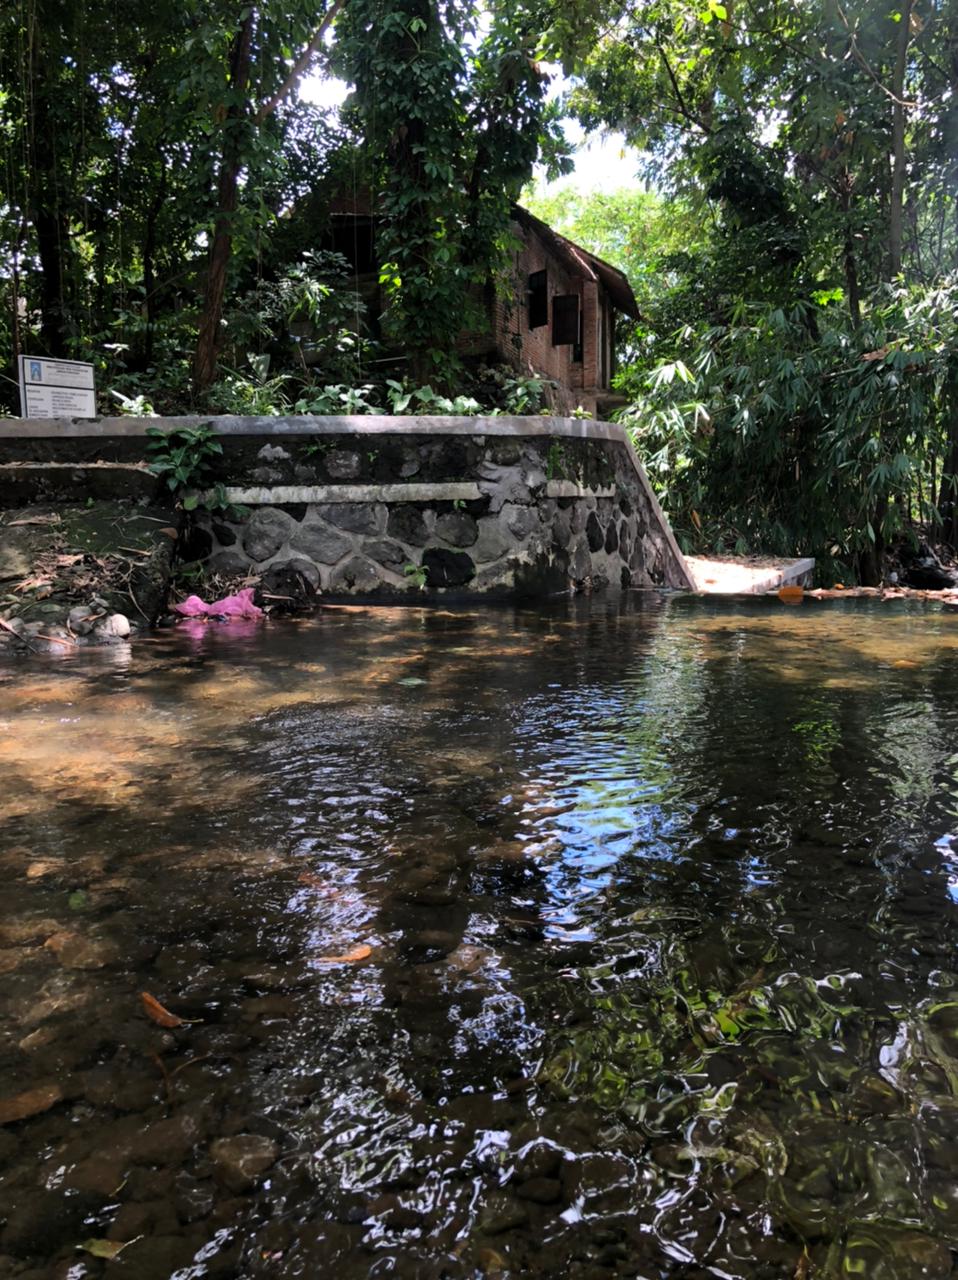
[2,595,958,1279]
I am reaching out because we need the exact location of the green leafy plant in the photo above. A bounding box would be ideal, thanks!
[384,379,482,416]
[502,374,547,415]
[110,389,157,417]
[294,384,383,415]
[144,422,246,517]
[546,441,568,480]
[146,423,223,496]
[209,354,291,416]
[404,562,429,590]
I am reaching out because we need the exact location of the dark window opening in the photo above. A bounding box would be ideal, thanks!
[325,217,377,275]
[528,270,547,329]
[552,293,580,347]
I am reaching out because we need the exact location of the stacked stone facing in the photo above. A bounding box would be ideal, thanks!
[197,430,690,597]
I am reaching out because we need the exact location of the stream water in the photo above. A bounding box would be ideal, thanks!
[2,595,958,1279]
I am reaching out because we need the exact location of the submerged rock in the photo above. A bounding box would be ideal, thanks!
[479,1192,529,1235]
[840,1226,952,1279]
[111,1234,201,1279]
[0,1083,63,1126]
[67,605,99,635]
[515,1176,562,1204]
[3,1187,103,1257]
[210,1134,280,1192]
[43,930,118,970]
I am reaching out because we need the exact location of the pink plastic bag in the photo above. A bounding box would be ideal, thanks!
[173,587,263,619]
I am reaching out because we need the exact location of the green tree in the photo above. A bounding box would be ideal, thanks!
[568,0,958,578]
[333,0,576,381]
[0,0,345,403]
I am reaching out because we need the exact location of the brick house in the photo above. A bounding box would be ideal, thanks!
[488,207,638,418]
[324,198,639,418]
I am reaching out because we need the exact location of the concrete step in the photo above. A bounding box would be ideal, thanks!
[686,555,815,594]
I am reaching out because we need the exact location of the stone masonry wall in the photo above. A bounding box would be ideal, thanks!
[0,416,693,600]
[194,429,692,598]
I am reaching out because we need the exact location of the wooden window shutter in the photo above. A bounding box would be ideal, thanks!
[552,294,580,346]
[528,270,547,329]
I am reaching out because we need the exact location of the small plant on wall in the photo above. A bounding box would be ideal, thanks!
[145,423,239,516]
[546,441,568,481]
[404,563,429,590]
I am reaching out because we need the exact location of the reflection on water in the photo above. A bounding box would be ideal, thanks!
[1,596,958,1278]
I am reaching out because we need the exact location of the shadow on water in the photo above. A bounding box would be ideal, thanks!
[1,595,958,1277]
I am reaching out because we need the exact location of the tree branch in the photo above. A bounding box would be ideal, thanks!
[656,44,711,133]
[835,4,918,109]
[256,0,345,124]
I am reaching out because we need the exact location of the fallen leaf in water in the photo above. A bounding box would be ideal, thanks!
[794,1247,812,1280]
[159,527,179,538]
[778,585,804,603]
[140,991,197,1028]
[298,872,334,893]
[397,676,427,687]
[317,944,372,964]
[79,1237,141,1259]
[0,1083,63,1125]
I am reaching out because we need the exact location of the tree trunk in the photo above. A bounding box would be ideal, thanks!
[859,495,887,586]
[29,64,74,355]
[841,193,862,329]
[888,0,911,277]
[192,13,254,398]
[142,154,168,368]
[939,381,958,549]
[33,206,71,355]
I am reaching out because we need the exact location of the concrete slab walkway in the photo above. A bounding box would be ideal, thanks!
[686,555,815,594]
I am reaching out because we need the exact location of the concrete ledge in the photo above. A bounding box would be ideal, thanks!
[210,482,483,505]
[0,414,628,442]
[0,461,155,504]
[545,481,616,499]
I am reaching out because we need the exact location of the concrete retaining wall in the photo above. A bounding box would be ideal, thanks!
[0,416,693,598]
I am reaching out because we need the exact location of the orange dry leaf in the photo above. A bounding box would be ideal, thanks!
[140,991,195,1028]
[317,944,372,965]
[778,585,804,604]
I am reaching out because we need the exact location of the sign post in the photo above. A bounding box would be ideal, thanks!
[17,356,97,420]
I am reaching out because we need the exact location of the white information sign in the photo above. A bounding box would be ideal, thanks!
[18,355,97,419]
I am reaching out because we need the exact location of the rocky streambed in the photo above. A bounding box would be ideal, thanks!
[3,596,958,1279]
